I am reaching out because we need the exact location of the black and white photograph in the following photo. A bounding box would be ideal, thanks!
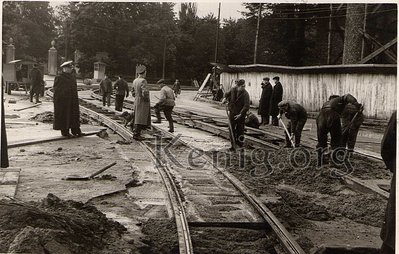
[0,1,397,253]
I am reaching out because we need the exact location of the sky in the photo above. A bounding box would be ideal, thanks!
[49,1,247,20]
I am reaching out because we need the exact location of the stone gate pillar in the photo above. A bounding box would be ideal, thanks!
[48,40,57,76]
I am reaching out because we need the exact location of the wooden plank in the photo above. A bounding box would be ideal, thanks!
[194,73,212,101]
[358,29,397,63]
[359,38,397,64]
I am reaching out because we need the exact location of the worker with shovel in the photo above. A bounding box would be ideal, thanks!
[277,100,308,148]
[341,102,364,159]
[222,79,250,151]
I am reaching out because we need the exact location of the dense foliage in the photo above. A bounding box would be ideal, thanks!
[2,2,397,81]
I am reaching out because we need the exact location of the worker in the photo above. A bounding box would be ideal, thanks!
[245,111,260,129]
[53,61,82,137]
[29,63,43,104]
[99,74,113,107]
[222,79,250,150]
[113,75,129,111]
[153,79,176,133]
[270,76,283,126]
[316,94,360,166]
[131,65,151,140]
[380,111,396,254]
[172,79,181,97]
[121,111,135,132]
[258,77,272,125]
[341,102,364,157]
[278,100,308,148]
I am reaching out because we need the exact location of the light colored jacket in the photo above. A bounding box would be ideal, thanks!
[159,85,175,107]
[132,77,150,126]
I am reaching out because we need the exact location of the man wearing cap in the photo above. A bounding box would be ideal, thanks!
[270,76,283,126]
[29,63,43,104]
[53,61,82,137]
[316,93,360,166]
[113,75,129,111]
[131,65,150,140]
[258,77,272,125]
[222,79,250,149]
[278,100,308,148]
[99,74,113,107]
[153,79,175,133]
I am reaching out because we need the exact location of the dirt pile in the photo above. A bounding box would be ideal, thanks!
[141,218,179,253]
[0,194,129,254]
[30,111,88,124]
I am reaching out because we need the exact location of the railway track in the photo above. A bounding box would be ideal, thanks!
[46,89,306,254]
[89,91,390,200]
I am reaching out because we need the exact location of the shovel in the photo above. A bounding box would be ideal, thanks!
[279,117,295,147]
[225,105,237,150]
[63,162,117,181]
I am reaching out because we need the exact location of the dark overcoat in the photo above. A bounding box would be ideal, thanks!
[132,77,151,126]
[270,82,283,117]
[29,67,43,93]
[380,111,396,250]
[53,72,80,130]
[258,81,272,116]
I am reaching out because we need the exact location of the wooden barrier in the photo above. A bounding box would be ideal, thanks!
[219,64,397,119]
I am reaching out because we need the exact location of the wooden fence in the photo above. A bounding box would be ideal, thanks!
[219,64,397,119]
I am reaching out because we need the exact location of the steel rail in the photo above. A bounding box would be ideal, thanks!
[88,90,389,199]
[151,124,306,254]
[47,89,194,254]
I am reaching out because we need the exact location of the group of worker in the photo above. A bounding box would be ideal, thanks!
[224,76,365,165]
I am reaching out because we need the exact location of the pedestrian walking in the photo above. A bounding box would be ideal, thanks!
[222,79,250,150]
[99,74,112,107]
[131,65,151,140]
[258,77,272,125]
[173,79,181,97]
[278,100,308,148]
[29,63,43,104]
[53,61,82,137]
[270,76,283,126]
[114,75,129,111]
[152,79,175,133]
[316,93,360,166]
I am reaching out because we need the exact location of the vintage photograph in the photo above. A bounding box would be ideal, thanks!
[0,1,397,253]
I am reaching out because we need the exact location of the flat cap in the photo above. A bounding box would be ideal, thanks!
[272,76,280,80]
[237,79,245,86]
[156,79,165,85]
[263,77,269,81]
[136,65,146,74]
[60,61,73,67]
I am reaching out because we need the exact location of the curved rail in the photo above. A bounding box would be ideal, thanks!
[46,89,194,254]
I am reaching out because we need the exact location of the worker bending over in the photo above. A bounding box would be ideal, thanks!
[278,100,308,148]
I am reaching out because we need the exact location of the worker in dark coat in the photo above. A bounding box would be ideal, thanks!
[99,75,113,107]
[153,79,176,133]
[223,79,250,149]
[113,75,129,111]
[53,61,82,137]
[131,65,150,140]
[316,94,359,166]
[270,76,283,126]
[258,77,272,125]
[341,102,364,156]
[380,111,396,254]
[29,63,43,103]
[245,111,260,129]
[278,100,308,148]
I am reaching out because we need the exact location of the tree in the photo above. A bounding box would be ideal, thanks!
[2,1,57,62]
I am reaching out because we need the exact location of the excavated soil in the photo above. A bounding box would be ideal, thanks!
[0,194,137,254]
[140,218,179,254]
[30,111,89,124]
[190,227,278,254]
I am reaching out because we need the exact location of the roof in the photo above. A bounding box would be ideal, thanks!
[211,63,397,75]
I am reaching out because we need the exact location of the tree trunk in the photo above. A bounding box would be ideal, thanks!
[342,4,366,64]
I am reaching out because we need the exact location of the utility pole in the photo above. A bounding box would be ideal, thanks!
[327,4,333,64]
[361,4,367,59]
[162,36,167,79]
[254,3,262,64]
[64,20,68,59]
[214,3,221,63]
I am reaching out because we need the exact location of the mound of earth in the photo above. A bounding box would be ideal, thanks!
[30,111,88,124]
[0,194,130,254]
